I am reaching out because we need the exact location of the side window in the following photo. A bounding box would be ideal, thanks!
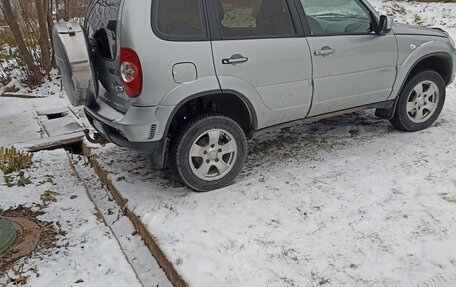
[85,0,122,60]
[214,0,296,39]
[300,0,372,35]
[153,0,207,40]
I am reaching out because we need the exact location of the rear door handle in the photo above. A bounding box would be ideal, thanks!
[222,54,248,65]
[314,47,336,57]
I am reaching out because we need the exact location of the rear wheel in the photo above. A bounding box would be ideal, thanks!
[169,114,247,192]
[390,70,446,132]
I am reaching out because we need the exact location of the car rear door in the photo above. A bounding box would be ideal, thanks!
[208,0,314,127]
[298,0,398,117]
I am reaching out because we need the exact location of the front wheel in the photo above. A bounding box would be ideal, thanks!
[169,114,247,192]
[390,70,446,132]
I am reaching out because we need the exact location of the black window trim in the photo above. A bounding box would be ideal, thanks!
[150,0,210,42]
[207,0,305,41]
[294,0,378,37]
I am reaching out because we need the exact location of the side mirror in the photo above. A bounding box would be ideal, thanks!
[379,15,393,35]
[370,12,393,36]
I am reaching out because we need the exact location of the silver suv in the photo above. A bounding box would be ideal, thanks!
[53,0,455,191]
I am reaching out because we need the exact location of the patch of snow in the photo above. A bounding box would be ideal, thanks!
[72,156,173,287]
[5,78,25,92]
[0,150,143,287]
[0,98,44,146]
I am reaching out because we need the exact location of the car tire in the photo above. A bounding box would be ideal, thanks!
[390,70,446,132]
[169,114,247,192]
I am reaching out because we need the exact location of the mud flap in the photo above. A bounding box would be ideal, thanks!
[375,98,398,120]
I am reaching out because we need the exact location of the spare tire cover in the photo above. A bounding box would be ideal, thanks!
[52,22,98,107]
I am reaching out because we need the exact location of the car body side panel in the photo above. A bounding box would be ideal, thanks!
[311,68,396,116]
[389,33,455,100]
[212,38,313,129]
[159,76,222,107]
[87,0,455,145]
[306,33,398,116]
[120,0,218,107]
[216,76,282,129]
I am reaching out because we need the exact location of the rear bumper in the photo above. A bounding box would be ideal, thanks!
[84,98,173,168]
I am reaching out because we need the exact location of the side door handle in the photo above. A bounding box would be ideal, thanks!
[314,46,336,57]
[222,54,249,65]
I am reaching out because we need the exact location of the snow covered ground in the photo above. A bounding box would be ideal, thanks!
[0,150,143,287]
[85,1,456,287]
[0,69,169,287]
[88,86,456,287]
[1,1,455,287]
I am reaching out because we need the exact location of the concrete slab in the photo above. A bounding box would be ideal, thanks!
[0,97,83,150]
[0,98,43,147]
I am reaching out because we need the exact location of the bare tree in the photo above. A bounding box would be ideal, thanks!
[0,0,42,81]
[47,0,55,67]
[35,0,52,71]
[0,0,90,86]
[64,0,71,21]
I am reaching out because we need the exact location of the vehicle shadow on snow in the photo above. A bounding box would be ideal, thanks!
[99,110,401,190]
[243,110,392,173]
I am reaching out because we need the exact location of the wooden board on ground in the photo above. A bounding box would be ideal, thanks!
[19,132,85,152]
[0,97,85,151]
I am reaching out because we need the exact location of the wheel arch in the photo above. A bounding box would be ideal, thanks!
[380,52,451,119]
[399,52,453,94]
[164,90,259,139]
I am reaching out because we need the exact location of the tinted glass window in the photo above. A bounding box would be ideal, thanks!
[300,0,371,35]
[85,0,121,60]
[153,0,206,40]
[214,0,296,39]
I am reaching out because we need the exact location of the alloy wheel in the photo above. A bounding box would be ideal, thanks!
[406,80,439,124]
[189,129,238,181]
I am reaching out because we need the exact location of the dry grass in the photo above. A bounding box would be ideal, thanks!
[0,147,33,174]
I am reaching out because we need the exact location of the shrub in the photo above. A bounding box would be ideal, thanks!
[0,147,33,174]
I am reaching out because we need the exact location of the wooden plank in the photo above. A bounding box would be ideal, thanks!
[19,132,85,152]
[41,116,82,137]
[82,143,190,287]
[35,106,68,116]
[1,93,47,99]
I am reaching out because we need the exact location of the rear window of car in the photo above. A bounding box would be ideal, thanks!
[214,0,296,39]
[152,0,207,41]
[85,0,122,60]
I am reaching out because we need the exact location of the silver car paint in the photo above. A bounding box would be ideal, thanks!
[120,0,219,109]
[212,38,313,128]
[87,0,455,145]
[306,33,398,116]
[107,0,220,142]
[389,23,455,100]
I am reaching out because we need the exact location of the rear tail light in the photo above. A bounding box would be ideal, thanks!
[120,48,143,97]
